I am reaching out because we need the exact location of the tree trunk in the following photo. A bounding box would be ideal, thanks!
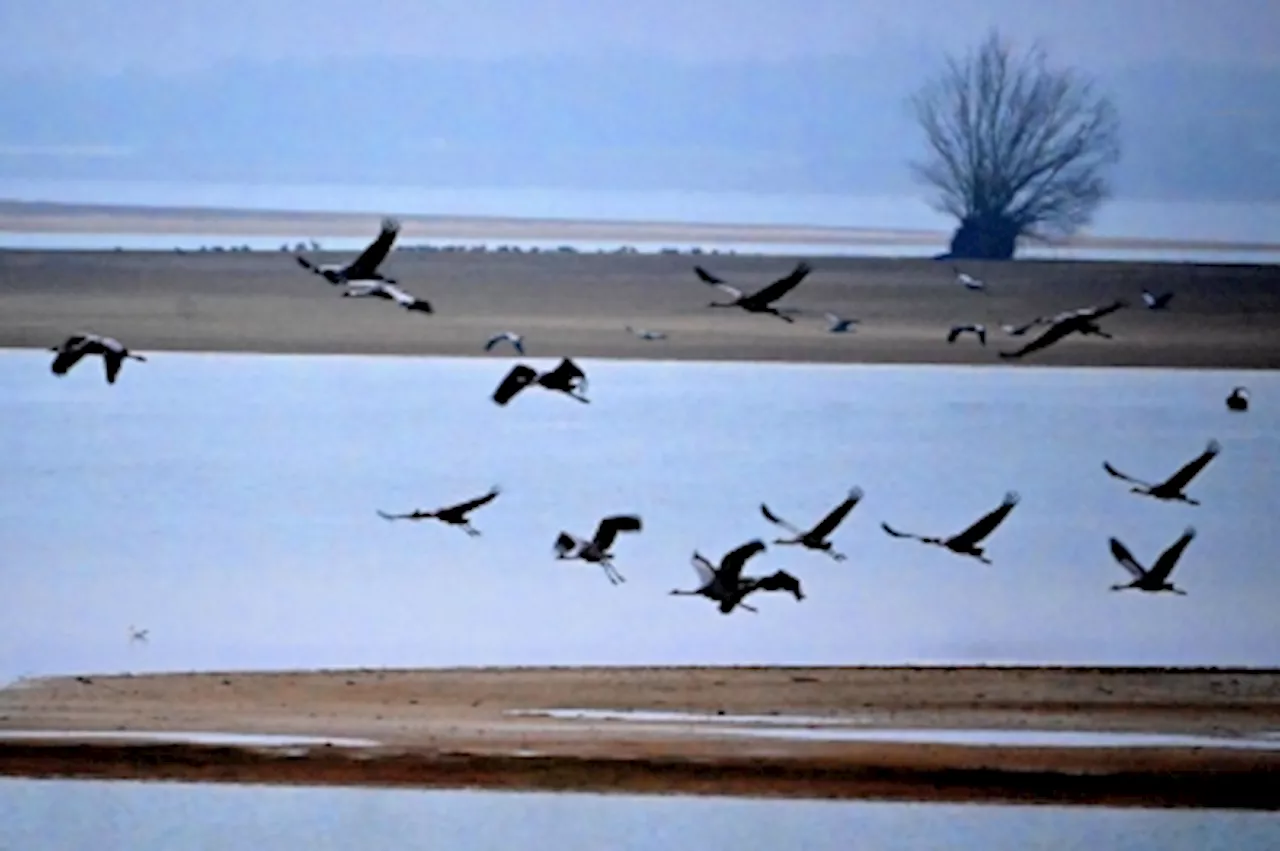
[946,214,1021,260]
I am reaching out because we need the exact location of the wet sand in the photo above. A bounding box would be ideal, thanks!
[2,247,1279,367]
[2,666,1278,808]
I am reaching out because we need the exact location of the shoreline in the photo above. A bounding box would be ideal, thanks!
[3,249,1279,368]
[3,665,1278,808]
[4,199,1280,254]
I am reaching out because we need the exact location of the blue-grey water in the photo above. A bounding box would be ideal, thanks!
[4,179,1280,262]
[1,351,1276,682]
[1,779,1278,851]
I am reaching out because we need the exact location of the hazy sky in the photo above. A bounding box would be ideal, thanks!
[3,0,1278,73]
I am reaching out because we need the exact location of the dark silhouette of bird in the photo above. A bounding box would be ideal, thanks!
[554,515,643,584]
[881,492,1020,564]
[342,280,432,313]
[485,332,525,355]
[998,300,1128,359]
[49,334,147,384]
[1109,527,1196,595]
[670,540,804,614]
[1142,289,1174,310]
[377,486,501,536]
[695,262,812,322]
[128,626,149,644]
[1227,387,1249,412]
[295,217,400,284]
[760,488,863,561]
[1103,440,1219,505]
[947,324,987,345]
[492,358,589,406]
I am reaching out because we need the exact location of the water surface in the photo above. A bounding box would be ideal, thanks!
[1,779,1278,851]
[1,352,1277,681]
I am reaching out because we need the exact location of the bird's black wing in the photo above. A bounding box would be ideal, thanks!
[808,487,863,539]
[881,522,926,542]
[997,319,1076,359]
[744,261,811,306]
[694,265,726,284]
[50,345,90,376]
[745,569,805,600]
[592,514,642,551]
[1159,440,1220,491]
[760,504,803,536]
[442,487,501,516]
[492,364,539,405]
[539,358,589,399]
[947,492,1020,549]
[1102,461,1151,489]
[1108,538,1147,580]
[1148,527,1196,584]
[345,217,400,278]
[103,352,124,384]
[295,255,319,273]
[718,539,767,583]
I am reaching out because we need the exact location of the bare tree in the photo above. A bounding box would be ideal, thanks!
[911,30,1121,260]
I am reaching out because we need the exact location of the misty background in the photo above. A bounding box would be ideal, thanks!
[1,0,1278,205]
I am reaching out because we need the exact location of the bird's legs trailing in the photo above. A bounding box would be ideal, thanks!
[462,523,481,537]
[601,560,626,584]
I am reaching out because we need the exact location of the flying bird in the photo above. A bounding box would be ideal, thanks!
[295,217,401,285]
[953,266,986,291]
[1109,527,1196,595]
[695,262,812,322]
[670,540,804,614]
[1226,387,1249,412]
[881,492,1020,564]
[49,334,147,384]
[342,280,432,313]
[998,300,1128,360]
[824,313,859,333]
[947,324,987,345]
[128,626,149,644]
[492,358,590,406]
[485,332,526,355]
[625,326,668,340]
[1103,440,1219,505]
[760,488,863,561]
[1142,289,1174,310]
[377,486,501,536]
[554,515,643,584]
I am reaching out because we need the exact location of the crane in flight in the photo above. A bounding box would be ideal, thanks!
[493,358,590,405]
[1108,527,1196,595]
[295,217,401,285]
[670,540,804,614]
[881,492,1020,564]
[49,334,147,384]
[377,486,501,536]
[554,514,643,584]
[760,488,863,562]
[695,262,812,322]
[1103,440,1220,506]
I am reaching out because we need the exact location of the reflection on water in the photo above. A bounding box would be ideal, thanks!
[1,778,1278,851]
[504,710,1280,749]
[1,352,1278,681]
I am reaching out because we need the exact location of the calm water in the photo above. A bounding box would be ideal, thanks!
[1,779,1278,850]
[0,351,1276,682]
[3,178,1280,262]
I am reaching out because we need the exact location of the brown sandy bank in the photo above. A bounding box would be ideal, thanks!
[2,666,1278,808]
[2,249,1279,367]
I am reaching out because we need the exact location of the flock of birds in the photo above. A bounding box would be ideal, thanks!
[45,217,1254,616]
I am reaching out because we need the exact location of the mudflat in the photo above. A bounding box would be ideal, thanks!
[2,666,1278,807]
[2,249,1279,367]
